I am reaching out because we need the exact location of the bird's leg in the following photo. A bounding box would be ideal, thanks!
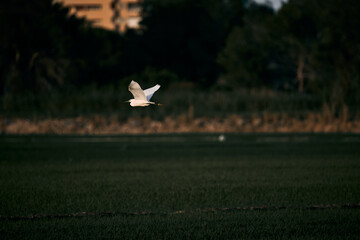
[149,102,162,106]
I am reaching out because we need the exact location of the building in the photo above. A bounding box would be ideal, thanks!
[53,0,142,33]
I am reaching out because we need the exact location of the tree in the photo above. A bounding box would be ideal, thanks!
[139,0,249,87]
[270,0,320,93]
[0,0,131,95]
[0,0,86,94]
[311,0,360,110]
[218,3,275,88]
[273,0,360,111]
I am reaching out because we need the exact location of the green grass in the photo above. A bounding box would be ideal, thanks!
[0,134,359,239]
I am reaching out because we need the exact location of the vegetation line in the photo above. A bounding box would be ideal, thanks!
[2,203,359,221]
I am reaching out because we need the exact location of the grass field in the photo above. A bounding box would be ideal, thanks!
[0,133,359,239]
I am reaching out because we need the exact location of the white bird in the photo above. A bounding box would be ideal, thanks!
[126,80,161,107]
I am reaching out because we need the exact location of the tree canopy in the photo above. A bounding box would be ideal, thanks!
[0,0,359,111]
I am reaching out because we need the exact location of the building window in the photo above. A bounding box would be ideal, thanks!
[69,4,102,11]
[127,2,141,12]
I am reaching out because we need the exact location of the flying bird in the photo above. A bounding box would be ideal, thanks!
[126,80,161,107]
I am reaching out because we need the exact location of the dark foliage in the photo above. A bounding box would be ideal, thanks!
[0,0,359,113]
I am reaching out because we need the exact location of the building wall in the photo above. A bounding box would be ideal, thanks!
[117,0,142,32]
[54,0,142,33]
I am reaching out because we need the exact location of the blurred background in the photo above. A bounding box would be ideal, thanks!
[0,0,359,133]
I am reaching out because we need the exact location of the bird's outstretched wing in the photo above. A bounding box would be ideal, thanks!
[144,84,161,101]
[128,80,147,101]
